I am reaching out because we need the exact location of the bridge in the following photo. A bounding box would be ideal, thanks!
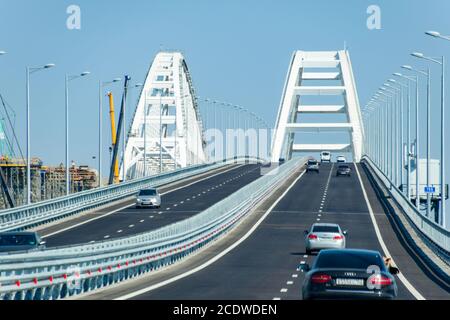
[0,49,448,301]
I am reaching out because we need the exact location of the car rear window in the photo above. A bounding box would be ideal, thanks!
[322,152,330,156]
[308,160,317,165]
[339,165,349,169]
[139,189,157,196]
[312,226,339,233]
[314,251,385,270]
[0,234,37,246]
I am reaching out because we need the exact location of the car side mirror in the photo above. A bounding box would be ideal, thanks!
[389,266,400,275]
[297,263,310,273]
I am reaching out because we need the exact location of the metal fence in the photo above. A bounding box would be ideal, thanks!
[0,157,260,233]
[0,157,306,300]
[363,156,450,257]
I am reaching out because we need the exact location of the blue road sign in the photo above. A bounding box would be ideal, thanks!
[424,186,436,193]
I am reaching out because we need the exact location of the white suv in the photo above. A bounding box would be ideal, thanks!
[320,151,331,163]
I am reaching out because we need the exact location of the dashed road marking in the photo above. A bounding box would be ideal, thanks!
[129,224,134,228]
[280,288,288,293]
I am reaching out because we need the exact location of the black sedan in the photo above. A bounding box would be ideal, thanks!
[336,165,351,177]
[300,249,398,300]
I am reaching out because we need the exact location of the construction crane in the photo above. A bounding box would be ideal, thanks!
[108,75,130,185]
[108,92,120,184]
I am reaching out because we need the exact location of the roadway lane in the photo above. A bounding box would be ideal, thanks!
[125,163,440,300]
[44,164,262,247]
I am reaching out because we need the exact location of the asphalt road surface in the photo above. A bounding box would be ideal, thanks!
[43,164,263,247]
[124,163,448,300]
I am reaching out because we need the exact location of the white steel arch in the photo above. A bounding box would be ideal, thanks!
[271,50,365,162]
[121,52,206,179]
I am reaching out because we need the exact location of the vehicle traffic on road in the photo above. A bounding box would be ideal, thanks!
[0,232,45,253]
[135,188,162,208]
[336,164,351,177]
[336,155,346,163]
[300,249,399,300]
[306,159,320,173]
[320,151,331,163]
[304,223,347,254]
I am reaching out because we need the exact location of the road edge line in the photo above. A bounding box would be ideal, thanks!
[354,162,425,300]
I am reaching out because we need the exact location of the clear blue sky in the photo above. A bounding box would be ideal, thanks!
[0,0,449,218]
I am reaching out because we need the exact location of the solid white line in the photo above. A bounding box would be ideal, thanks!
[114,167,307,300]
[354,163,425,300]
[41,165,244,239]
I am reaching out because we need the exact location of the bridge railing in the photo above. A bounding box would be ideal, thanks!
[0,157,261,233]
[362,156,450,257]
[0,157,306,300]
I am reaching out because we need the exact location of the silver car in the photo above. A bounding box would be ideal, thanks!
[304,223,347,254]
[136,188,161,208]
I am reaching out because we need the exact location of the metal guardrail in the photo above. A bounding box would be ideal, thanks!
[363,156,450,256]
[0,157,306,300]
[0,157,260,233]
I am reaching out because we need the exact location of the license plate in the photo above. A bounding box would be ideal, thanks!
[335,278,364,286]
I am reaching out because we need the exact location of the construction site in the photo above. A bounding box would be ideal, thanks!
[0,94,98,209]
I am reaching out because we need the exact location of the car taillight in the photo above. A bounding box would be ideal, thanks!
[308,234,318,240]
[311,274,332,284]
[333,235,343,240]
[370,275,393,286]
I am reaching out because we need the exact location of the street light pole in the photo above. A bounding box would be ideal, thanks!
[411,51,446,225]
[65,72,90,195]
[26,63,55,205]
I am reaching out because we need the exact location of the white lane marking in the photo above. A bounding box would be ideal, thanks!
[104,235,110,239]
[303,255,308,258]
[273,297,281,300]
[166,208,171,211]
[89,240,96,244]
[287,281,294,285]
[180,201,184,204]
[117,230,123,233]
[150,216,154,219]
[186,199,190,201]
[140,220,145,223]
[173,204,178,207]
[280,288,288,293]
[292,274,298,278]
[317,218,321,221]
[128,224,135,228]
[354,163,425,300]
[300,261,306,265]
[114,167,307,300]
[41,165,245,239]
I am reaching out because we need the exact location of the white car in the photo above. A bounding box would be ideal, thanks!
[320,151,331,163]
[336,155,346,163]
